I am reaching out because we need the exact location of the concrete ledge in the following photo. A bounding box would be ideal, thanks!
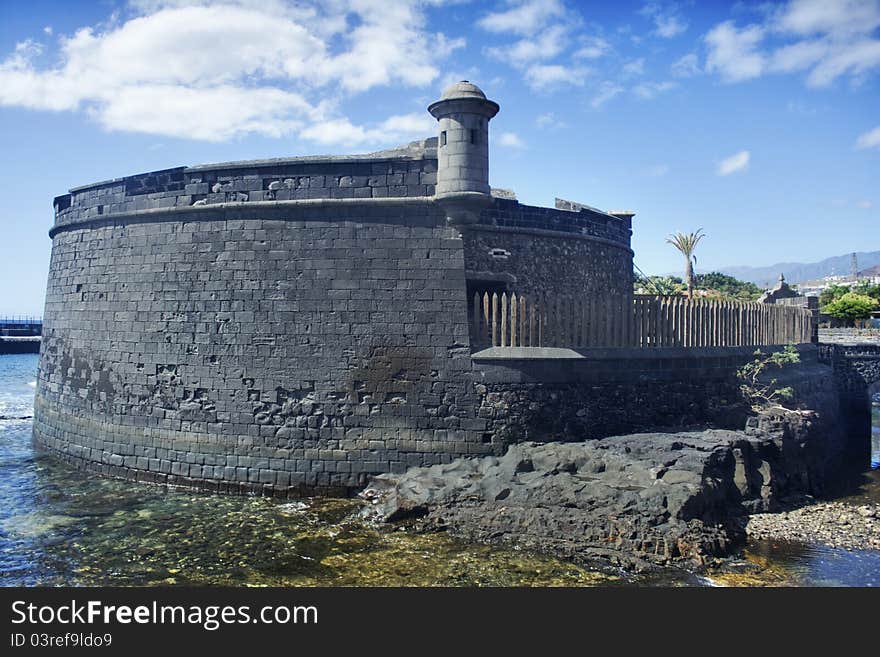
[472,344,818,385]
[473,344,817,361]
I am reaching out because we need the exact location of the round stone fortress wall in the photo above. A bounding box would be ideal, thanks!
[464,198,633,299]
[34,166,635,495]
[34,82,641,496]
[36,196,485,495]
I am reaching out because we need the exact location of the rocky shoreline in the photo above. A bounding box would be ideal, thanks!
[360,406,855,572]
[745,499,880,551]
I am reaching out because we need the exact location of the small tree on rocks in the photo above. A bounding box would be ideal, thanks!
[736,344,801,411]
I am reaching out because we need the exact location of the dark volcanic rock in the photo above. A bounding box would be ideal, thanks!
[361,420,832,571]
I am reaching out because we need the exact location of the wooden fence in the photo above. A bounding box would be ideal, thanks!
[470,292,814,349]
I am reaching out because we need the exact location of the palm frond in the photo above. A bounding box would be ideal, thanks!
[666,229,705,257]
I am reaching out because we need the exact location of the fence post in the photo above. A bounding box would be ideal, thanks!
[491,292,499,346]
[472,292,480,345]
[510,293,517,347]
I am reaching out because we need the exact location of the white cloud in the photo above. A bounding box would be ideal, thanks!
[703,0,880,87]
[775,0,880,36]
[591,81,624,108]
[435,34,468,59]
[524,63,589,90]
[640,3,688,39]
[378,112,437,136]
[655,15,688,38]
[705,21,767,82]
[770,38,829,74]
[536,112,566,129]
[498,131,526,148]
[717,150,750,176]
[856,126,880,149]
[43,26,53,36]
[632,80,676,99]
[622,58,645,77]
[95,85,312,141]
[574,35,610,59]
[299,112,435,147]
[802,39,880,87]
[671,52,701,77]
[486,23,569,67]
[0,1,460,143]
[477,0,567,36]
[476,0,584,92]
[829,197,876,209]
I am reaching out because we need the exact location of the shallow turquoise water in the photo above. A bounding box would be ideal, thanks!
[0,354,623,586]
[2,353,878,587]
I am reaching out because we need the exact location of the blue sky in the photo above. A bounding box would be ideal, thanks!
[0,0,878,315]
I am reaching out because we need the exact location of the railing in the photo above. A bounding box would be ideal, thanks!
[470,292,814,349]
[0,316,43,337]
[0,316,42,325]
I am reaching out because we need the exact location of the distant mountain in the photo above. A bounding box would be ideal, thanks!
[717,251,880,288]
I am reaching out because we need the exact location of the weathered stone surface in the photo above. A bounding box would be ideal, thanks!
[361,408,852,571]
[35,82,867,502]
[35,115,656,497]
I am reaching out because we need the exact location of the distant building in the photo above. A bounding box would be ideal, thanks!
[758,274,803,303]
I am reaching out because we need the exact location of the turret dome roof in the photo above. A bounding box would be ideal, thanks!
[439,80,487,100]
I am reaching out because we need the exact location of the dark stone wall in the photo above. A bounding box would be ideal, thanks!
[471,346,835,448]
[35,199,492,496]
[463,199,633,315]
[463,224,633,298]
[819,343,880,392]
[818,343,880,467]
[53,148,438,230]
[480,198,631,242]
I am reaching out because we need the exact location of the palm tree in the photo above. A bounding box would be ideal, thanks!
[666,229,705,299]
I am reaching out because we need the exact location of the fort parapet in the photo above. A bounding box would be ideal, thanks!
[34,82,822,496]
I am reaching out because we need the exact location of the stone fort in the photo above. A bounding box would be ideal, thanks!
[36,81,849,496]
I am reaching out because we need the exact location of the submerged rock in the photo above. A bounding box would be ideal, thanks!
[361,419,839,572]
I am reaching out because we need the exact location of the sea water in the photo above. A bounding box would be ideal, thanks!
[2,353,878,587]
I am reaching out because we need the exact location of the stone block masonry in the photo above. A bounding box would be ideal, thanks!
[36,202,494,495]
[41,80,815,498]
[36,141,642,497]
[52,140,439,231]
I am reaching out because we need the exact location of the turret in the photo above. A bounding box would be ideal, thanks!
[428,81,499,225]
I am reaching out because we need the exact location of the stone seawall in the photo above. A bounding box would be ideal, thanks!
[471,346,834,446]
[363,356,854,570]
[819,342,880,467]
